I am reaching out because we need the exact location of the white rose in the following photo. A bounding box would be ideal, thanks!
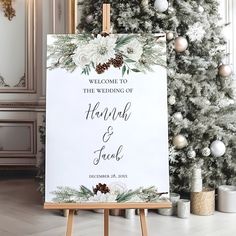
[73,46,91,67]
[108,182,127,195]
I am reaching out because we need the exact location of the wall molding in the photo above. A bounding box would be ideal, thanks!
[0,101,46,111]
[0,0,37,93]
[0,120,36,159]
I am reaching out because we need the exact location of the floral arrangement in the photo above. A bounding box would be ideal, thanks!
[47,34,166,76]
[51,182,167,203]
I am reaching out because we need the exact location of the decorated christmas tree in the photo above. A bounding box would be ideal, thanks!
[78,0,236,192]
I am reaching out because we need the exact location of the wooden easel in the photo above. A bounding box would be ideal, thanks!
[102,1,110,33]
[44,202,172,236]
[44,2,171,235]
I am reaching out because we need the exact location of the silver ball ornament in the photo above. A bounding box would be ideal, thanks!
[173,112,183,121]
[187,150,196,159]
[86,15,94,24]
[154,0,169,13]
[168,95,176,105]
[166,32,174,41]
[210,140,226,157]
[142,0,149,7]
[198,6,204,13]
[175,37,188,52]
[202,147,211,157]
[218,64,232,77]
[173,135,188,149]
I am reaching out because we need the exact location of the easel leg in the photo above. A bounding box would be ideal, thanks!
[102,4,111,33]
[104,209,109,236]
[66,210,75,236]
[139,209,148,236]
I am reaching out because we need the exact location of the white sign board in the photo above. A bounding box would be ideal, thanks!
[46,34,169,203]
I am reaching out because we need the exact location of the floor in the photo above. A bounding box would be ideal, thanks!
[0,179,236,236]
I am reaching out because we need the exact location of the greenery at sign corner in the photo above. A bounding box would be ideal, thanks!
[47,33,167,76]
[77,0,236,192]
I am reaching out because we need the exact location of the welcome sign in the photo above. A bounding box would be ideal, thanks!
[46,34,169,203]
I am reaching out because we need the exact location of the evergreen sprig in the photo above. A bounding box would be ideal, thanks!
[51,185,165,203]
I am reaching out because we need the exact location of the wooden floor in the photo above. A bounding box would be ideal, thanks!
[0,179,236,236]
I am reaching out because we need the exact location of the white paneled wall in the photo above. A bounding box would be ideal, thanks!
[0,0,25,87]
[0,0,70,168]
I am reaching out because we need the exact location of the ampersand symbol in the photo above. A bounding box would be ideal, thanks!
[103,126,114,143]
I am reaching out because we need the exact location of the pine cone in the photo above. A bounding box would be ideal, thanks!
[95,62,110,74]
[93,183,110,194]
[110,54,124,68]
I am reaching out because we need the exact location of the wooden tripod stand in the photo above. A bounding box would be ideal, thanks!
[44,202,172,236]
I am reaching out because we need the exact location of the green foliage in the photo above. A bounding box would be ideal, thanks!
[79,0,236,192]
[37,116,46,196]
[47,34,166,76]
[47,34,89,72]
[52,185,164,203]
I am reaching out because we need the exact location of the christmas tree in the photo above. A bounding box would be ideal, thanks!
[78,0,236,192]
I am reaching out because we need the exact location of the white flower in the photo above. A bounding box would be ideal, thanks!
[186,22,205,42]
[73,46,91,67]
[88,35,117,65]
[126,195,143,202]
[120,38,143,61]
[88,192,117,202]
[108,182,127,195]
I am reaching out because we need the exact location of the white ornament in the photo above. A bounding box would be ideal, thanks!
[186,22,205,42]
[210,140,226,157]
[218,64,232,77]
[173,112,183,121]
[168,95,176,105]
[85,14,93,24]
[202,147,211,157]
[166,32,174,40]
[187,150,196,159]
[154,0,169,13]
[142,0,149,7]
[173,135,188,149]
[175,37,188,52]
[198,6,204,13]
